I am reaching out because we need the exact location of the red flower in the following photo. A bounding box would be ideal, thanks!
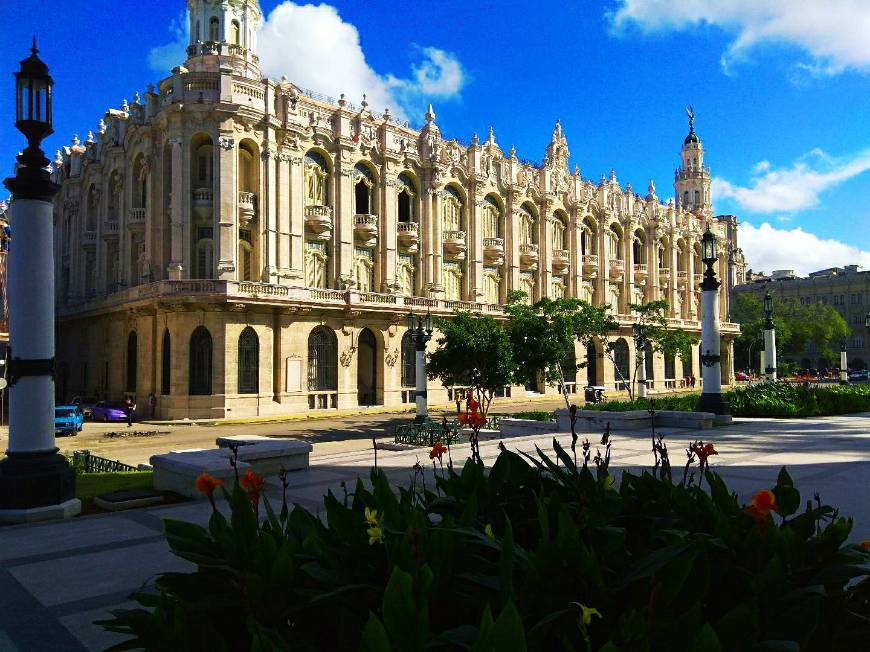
[860,541,870,552]
[691,442,718,464]
[196,472,223,498]
[430,441,448,461]
[240,468,266,512]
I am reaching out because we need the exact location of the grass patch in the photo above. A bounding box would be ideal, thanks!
[585,394,700,413]
[505,410,555,422]
[75,471,153,501]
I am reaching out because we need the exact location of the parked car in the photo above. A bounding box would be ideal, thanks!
[848,369,869,381]
[71,396,99,420]
[91,401,128,422]
[735,371,751,381]
[55,405,84,436]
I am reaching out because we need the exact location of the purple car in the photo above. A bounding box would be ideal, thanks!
[91,401,128,422]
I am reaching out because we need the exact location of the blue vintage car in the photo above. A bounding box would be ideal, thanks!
[55,405,84,436]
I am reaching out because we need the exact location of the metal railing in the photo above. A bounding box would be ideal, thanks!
[72,449,138,473]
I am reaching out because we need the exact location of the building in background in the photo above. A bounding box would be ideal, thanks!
[733,265,869,370]
[48,0,743,418]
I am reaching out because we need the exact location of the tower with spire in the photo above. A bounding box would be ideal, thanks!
[185,0,262,79]
[674,106,711,215]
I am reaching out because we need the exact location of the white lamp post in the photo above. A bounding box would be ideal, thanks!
[407,310,433,424]
[763,291,777,381]
[633,323,647,399]
[0,40,80,523]
[839,340,848,385]
[698,226,728,414]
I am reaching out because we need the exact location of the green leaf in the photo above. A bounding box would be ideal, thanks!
[776,467,793,488]
[619,544,692,588]
[382,567,427,652]
[361,613,391,652]
[689,623,722,652]
[773,486,800,518]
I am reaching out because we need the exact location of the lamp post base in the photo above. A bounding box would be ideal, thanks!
[0,450,78,517]
[698,392,729,415]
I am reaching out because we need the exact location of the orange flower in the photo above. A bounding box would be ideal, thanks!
[860,541,870,551]
[430,441,448,461]
[196,472,223,498]
[240,468,265,494]
[744,488,778,523]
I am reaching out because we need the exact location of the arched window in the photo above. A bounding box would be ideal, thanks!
[563,347,577,383]
[397,173,415,222]
[607,225,622,261]
[195,233,214,279]
[665,353,676,380]
[519,273,535,304]
[442,187,462,232]
[161,329,171,395]
[308,326,338,391]
[552,214,566,251]
[682,190,689,207]
[633,231,644,263]
[209,17,220,41]
[239,228,253,281]
[397,255,415,296]
[189,326,213,395]
[304,151,329,206]
[613,338,630,382]
[444,262,462,300]
[682,353,692,379]
[644,343,654,380]
[482,197,500,239]
[231,20,240,45]
[519,206,535,245]
[238,327,259,394]
[551,280,565,299]
[581,217,597,255]
[305,241,327,288]
[86,185,98,232]
[401,331,415,388]
[483,267,500,304]
[354,252,374,292]
[694,190,701,207]
[354,164,374,215]
[196,145,213,185]
[126,331,138,393]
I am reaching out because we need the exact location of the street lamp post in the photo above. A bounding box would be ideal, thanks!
[0,40,80,522]
[763,291,777,381]
[698,226,728,415]
[839,339,848,385]
[407,310,433,424]
[633,323,647,399]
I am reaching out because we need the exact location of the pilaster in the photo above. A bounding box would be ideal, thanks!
[216,131,237,279]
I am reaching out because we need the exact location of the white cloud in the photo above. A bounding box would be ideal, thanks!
[148,12,188,74]
[739,221,870,276]
[608,0,870,76]
[712,148,870,213]
[149,3,467,121]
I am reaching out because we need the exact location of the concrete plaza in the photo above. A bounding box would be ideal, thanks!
[1,411,869,651]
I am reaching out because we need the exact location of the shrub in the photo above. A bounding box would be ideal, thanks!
[585,394,700,413]
[506,410,555,422]
[99,441,870,651]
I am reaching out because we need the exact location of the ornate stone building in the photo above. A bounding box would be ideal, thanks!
[50,0,744,418]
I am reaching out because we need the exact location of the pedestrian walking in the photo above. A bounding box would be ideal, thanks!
[125,396,136,428]
[148,392,156,419]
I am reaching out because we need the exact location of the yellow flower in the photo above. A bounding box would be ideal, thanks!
[606,474,615,489]
[484,523,494,539]
[367,525,384,546]
[575,603,602,627]
[364,506,379,527]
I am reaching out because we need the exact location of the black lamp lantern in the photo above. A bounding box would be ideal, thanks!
[699,226,720,291]
[4,38,59,202]
[763,291,773,316]
[15,37,53,144]
[423,309,433,334]
[406,311,416,333]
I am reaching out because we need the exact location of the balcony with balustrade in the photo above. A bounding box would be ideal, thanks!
[443,230,467,260]
[633,263,647,281]
[82,231,97,246]
[676,270,688,288]
[102,220,119,238]
[658,267,671,284]
[519,243,539,271]
[582,254,598,277]
[128,208,146,227]
[305,205,333,240]
[192,188,213,220]
[354,214,378,248]
[483,237,505,265]
[694,273,703,287]
[397,222,419,252]
[609,258,625,281]
[238,191,257,223]
[552,249,570,275]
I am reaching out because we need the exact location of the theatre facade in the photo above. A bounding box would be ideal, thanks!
[50,0,744,418]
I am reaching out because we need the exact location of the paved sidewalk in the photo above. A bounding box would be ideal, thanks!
[1,413,868,651]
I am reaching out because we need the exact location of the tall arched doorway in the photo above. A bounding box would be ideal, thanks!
[586,342,598,386]
[357,328,378,406]
[126,331,138,393]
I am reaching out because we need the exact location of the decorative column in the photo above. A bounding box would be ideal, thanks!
[167,137,184,279]
[762,291,777,381]
[407,311,433,423]
[216,132,237,279]
[0,42,80,522]
[698,227,727,415]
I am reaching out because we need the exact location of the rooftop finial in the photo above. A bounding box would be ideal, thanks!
[425,103,436,124]
[647,178,656,198]
[686,105,695,133]
[31,34,38,56]
[487,126,495,144]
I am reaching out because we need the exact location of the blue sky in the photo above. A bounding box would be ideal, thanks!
[2,0,868,275]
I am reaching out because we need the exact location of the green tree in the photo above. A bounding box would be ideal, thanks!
[589,300,696,401]
[426,311,515,417]
[503,291,615,407]
[731,293,850,371]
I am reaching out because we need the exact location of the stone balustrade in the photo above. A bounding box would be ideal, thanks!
[305,204,333,240]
